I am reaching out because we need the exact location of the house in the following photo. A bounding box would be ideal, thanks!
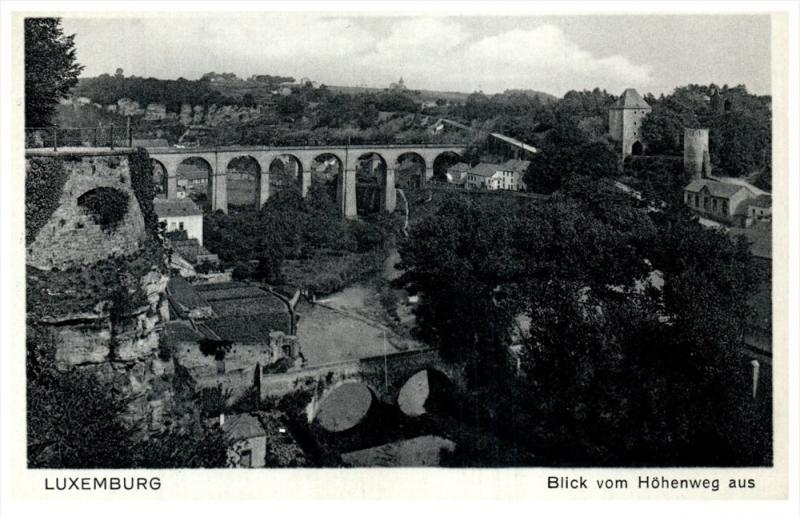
[744,195,772,224]
[465,159,530,191]
[154,198,205,245]
[683,178,768,227]
[168,230,219,267]
[465,163,499,189]
[176,167,208,189]
[206,411,307,468]
[445,163,470,184]
[164,281,300,403]
[217,413,268,468]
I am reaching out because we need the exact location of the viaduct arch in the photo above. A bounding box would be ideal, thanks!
[147,144,466,217]
[225,155,264,210]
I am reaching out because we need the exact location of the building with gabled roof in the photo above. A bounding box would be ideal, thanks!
[445,162,470,184]
[684,178,771,227]
[154,198,204,245]
[465,160,529,191]
[211,413,268,468]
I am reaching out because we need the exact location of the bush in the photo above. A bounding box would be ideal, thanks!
[77,187,129,231]
[231,262,254,280]
[350,220,386,252]
[195,261,218,274]
[25,156,69,244]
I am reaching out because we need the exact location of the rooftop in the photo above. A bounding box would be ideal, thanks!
[154,198,204,217]
[611,88,651,110]
[201,314,291,342]
[684,179,745,199]
[467,162,502,177]
[446,163,471,173]
[488,133,539,155]
[748,194,772,209]
[166,277,213,318]
[220,413,266,441]
[163,320,205,346]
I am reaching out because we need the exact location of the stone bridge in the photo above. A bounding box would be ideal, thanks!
[258,348,465,423]
[146,144,466,217]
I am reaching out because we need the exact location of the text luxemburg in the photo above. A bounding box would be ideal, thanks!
[44,477,161,491]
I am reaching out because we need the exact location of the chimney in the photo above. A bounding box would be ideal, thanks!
[219,413,225,427]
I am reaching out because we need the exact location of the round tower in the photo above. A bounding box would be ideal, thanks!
[683,128,710,179]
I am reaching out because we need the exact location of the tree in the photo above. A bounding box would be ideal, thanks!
[24,18,83,126]
[27,326,136,467]
[524,123,619,194]
[398,175,769,466]
[27,325,229,468]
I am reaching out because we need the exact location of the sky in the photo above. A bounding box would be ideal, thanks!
[60,14,772,97]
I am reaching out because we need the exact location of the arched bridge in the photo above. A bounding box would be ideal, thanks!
[147,144,466,218]
[257,348,465,426]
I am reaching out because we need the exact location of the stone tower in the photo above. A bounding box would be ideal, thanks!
[609,88,652,157]
[683,128,710,179]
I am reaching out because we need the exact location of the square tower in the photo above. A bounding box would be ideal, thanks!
[608,88,652,157]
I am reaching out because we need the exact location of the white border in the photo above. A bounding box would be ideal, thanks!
[1,1,798,516]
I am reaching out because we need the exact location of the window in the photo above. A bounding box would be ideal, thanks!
[712,198,718,212]
[240,449,252,468]
[178,222,185,230]
[694,195,699,208]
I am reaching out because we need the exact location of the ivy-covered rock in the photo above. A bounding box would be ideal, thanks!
[25,156,69,244]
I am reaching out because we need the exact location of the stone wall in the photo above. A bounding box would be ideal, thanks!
[26,152,149,270]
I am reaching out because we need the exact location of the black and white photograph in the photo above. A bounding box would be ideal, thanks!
[1,1,798,510]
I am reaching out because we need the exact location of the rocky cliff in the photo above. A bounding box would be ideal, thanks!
[26,148,177,431]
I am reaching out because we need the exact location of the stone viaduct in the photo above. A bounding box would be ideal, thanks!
[146,144,466,218]
[257,348,465,423]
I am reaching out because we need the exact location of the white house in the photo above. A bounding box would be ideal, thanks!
[465,159,530,191]
[153,198,204,245]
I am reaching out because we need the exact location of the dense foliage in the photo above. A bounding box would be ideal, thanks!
[129,148,161,234]
[25,156,70,244]
[74,74,237,113]
[24,18,83,126]
[27,326,228,468]
[523,122,620,194]
[641,85,771,180]
[203,185,397,292]
[397,175,769,466]
[76,187,129,231]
